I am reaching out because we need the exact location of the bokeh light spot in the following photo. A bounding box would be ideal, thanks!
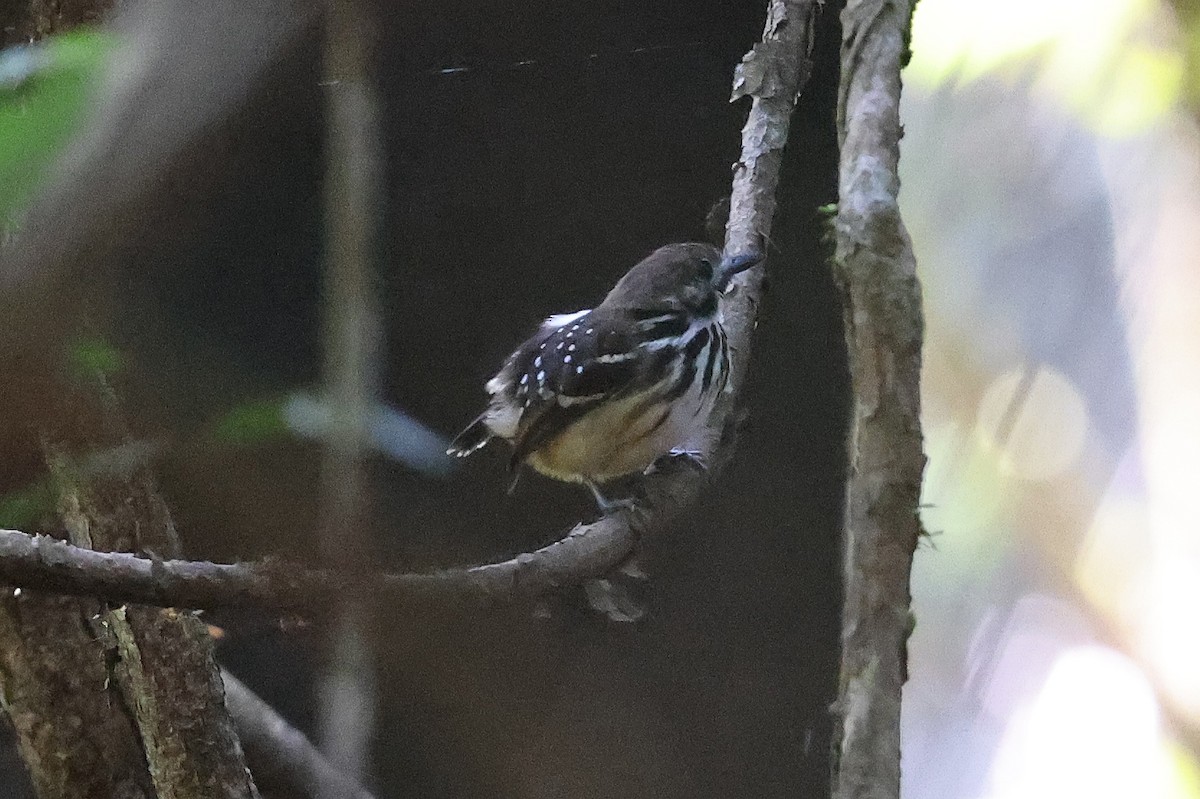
[976,366,1088,481]
[1140,556,1200,719]
[987,646,1165,799]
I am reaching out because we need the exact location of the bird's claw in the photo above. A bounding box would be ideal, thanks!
[645,448,708,475]
[585,479,638,515]
[596,495,638,514]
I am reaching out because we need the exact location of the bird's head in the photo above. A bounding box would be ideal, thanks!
[603,242,763,318]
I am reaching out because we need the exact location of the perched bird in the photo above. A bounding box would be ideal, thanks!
[447,242,763,509]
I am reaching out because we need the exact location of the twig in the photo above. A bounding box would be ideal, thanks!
[0,525,637,610]
[830,2,925,799]
[726,0,817,263]
[223,671,376,799]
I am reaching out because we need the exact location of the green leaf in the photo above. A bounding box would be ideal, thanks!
[0,30,116,229]
[214,398,290,445]
[67,336,124,378]
[0,483,55,530]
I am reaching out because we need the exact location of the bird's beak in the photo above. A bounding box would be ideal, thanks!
[714,251,764,292]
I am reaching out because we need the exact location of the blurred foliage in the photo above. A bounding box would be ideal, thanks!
[0,483,55,530]
[908,0,1183,136]
[0,29,113,230]
[1170,740,1200,798]
[67,336,125,379]
[213,397,291,446]
[1173,2,1200,110]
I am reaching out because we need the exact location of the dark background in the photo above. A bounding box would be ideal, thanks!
[2,1,849,796]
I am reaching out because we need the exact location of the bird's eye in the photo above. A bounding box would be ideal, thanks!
[697,258,714,280]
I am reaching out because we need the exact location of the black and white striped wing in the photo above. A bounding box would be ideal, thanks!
[507,311,671,466]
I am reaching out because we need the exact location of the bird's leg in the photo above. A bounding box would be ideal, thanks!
[668,447,708,471]
[506,468,523,495]
[584,478,637,514]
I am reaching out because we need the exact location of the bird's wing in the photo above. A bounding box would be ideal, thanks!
[506,310,675,468]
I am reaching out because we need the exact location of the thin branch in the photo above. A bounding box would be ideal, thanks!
[223,671,376,799]
[726,0,817,264]
[0,525,637,610]
[318,0,385,781]
[830,1,925,799]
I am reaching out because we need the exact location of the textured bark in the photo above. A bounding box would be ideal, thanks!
[0,0,113,48]
[0,369,258,798]
[0,589,154,799]
[726,0,817,259]
[47,380,259,799]
[830,1,924,798]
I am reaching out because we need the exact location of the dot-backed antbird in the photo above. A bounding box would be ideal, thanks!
[448,243,762,510]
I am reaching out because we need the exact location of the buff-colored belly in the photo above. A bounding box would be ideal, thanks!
[526,390,674,483]
[526,374,715,483]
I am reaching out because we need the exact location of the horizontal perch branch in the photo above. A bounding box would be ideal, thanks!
[0,520,639,610]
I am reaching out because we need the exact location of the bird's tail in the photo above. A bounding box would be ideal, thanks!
[447,414,493,457]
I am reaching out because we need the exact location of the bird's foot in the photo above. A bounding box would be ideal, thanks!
[645,448,708,475]
[585,479,638,515]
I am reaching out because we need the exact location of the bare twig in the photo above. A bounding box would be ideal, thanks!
[707,0,820,463]
[831,1,925,798]
[0,524,636,609]
[726,0,817,263]
[224,671,376,799]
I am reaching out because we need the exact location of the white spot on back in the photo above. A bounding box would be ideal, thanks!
[596,352,635,363]
[585,328,594,334]
[545,309,590,329]
[576,365,584,374]
[568,343,576,352]
[534,355,542,368]
[537,370,546,381]
[564,355,572,364]
[520,374,528,385]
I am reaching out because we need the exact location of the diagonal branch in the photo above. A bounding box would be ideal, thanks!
[223,671,377,799]
[831,1,926,798]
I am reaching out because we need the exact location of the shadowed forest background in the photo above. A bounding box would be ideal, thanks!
[0,1,847,797]
[3,0,1200,797]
